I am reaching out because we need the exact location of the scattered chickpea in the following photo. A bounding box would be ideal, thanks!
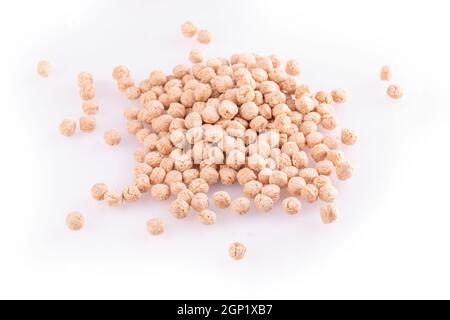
[301,184,319,203]
[59,119,76,137]
[189,178,210,194]
[287,177,306,196]
[380,65,392,81]
[199,209,217,225]
[147,218,164,236]
[82,100,99,115]
[189,49,203,64]
[170,199,190,219]
[123,185,141,203]
[320,204,338,224]
[229,242,246,260]
[254,194,274,212]
[37,60,51,78]
[151,184,171,201]
[231,197,250,215]
[336,161,353,181]
[181,21,198,38]
[191,193,209,212]
[283,197,302,215]
[79,116,96,133]
[319,185,338,203]
[341,129,358,146]
[104,130,122,146]
[213,191,232,208]
[104,191,123,207]
[197,29,212,45]
[91,183,108,201]
[261,184,281,202]
[285,59,301,76]
[178,189,195,205]
[331,89,347,103]
[66,212,84,231]
[387,84,403,99]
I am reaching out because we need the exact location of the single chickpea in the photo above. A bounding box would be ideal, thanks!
[229,242,246,260]
[112,66,130,81]
[183,169,200,185]
[236,168,257,186]
[189,49,204,64]
[104,130,122,146]
[150,184,171,201]
[299,120,317,136]
[200,166,219,185]
[269,55,281,68]
[181,21,198,38]
[319,185,338,203]
[189,178,209,194]
[257,168,272,185]
[261,184,281,202]
[37,60,51,78]
[219,167,237,185]
[178,189,195,205]
[104,191,123,207]
[124,107,139,121]
[285,59,301,76]
[126,86,141,100]
[149,70,167,86]
[240,102,259,120]
[170,199,190,219]
[147,218,164,236]
[327,149,345,166]
[323,136,341,150]
[170,181,187,195]
[313,175,332,190]
[387,84,403,99]
[306,131,324,148]
[79,116,96,133]
[199,209,217,225]
[254,194,274,212]
[331,88,347,103]
[336,161,353,181]
[213,191,231,208]
[191,193,209,212]
[269,170,288,188]
[185,112,203,129]
[321,114,339,130]
[150,167,166,185]
[197,29,212,44]
[218,100,239,120]
[80,82,96,100]
[292,151,309,169]
[82,100,99,115]
[123,185,141,203]
[231,197,250,215]
[127,120,144,135]
[299,168,319,183]
[283,197,302,215]
[380,65,392,81]
[117,77,134,92]
[287,177,306,196]
[316,160,334,176]
[311,144,330,162]
[66,212,84,231]
[134,174,151,193]
[59,119,76,137]
[236,85,255,104]
[341,128,358,145]
[243,180,263,198]
[78,72,93,87]
[91,183,108,201]
[301,184,319,203]
[320,204,338,224]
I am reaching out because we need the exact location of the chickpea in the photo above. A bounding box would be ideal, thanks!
[380,65,392,81]
[254,194,274,212]
[229,242,246,260]
[170,199,190,219]
[331,88,347,103]
[231,197,251,215]
[147,218,165,236]
[387,84,403,99]
[104,130,122,146]
[285,59,301,76]
[283,197,302,215]
[197,29,213,44]
[320,204,338,224]
[336,161,353,181]
[59,119,76,137]
[37,60,51,78]
[199,209,217,225]
[66,212,84,231]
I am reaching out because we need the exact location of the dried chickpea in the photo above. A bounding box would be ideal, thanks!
[231,197,250,215]
[331,89,347,103]
[134,174,151,193]
[126,86,141,100]
[336,161,353,181]
[189,49,203,64]
[78,72,93,87]
[327,149,345,166]
[313,175,332,190]
[181,21,198,38]
[316,160,334,176]
[236,168,257,186]
[147,218,164,236]
[104,130,122,146]
[80,82,96,100]
[200,166,219,185]
[229,242,246,260]
[219,167,237,185]
[191,193,209,212]
[243,180,263,198]
[218,100,238,120]
[91,183,108,201]
[112,66,130,81]
[261,184,281,202]
[240,102,259,120]
[213,191,231,208]
[287,177,306,196]
[170,199,190,219]
[387,84,403,99]
[199,209,217,225]
[301,184,319,203]
[127,120,144,135]
[82,100,99,115]
[283,197,302,215]
[189,178,209,194]
[124,107,139,121]
[104,191,123,207]
[311,144,329,162]
[170,181,187,195]
[285,59,301,76]
[380,65,392,81]
[319,185,338,203]
[323,136,341,150]
[178,189,195,205]
[197,29,212,44]
[269,170,288,188]
[254,194,274,212]
[341,129,358,146]
[150,167,166,185]
[79,116,96,133]
[37,60,51,78]
[123,185,141,203]
[299,168,319,183]
[151,184,170,201]
[320,204,338,224]
[66,212,84,231]
[59,119,76,137]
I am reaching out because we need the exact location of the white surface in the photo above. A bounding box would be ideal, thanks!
[1,0,449,300]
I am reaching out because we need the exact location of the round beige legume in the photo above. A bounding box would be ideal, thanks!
[104,191,123,207]
[283,197,302,215]
[229,242,246,260]
[104,130,122,146]
[123,185,141,203]
[336,161,353,181]
[91,183,108,201]
[82,100,99,115]
[37,60,51,78]
[231,197,250,215]
[151,184,170,201]
[380,65,392,81]
[341,129,358,145]
[191,193,209,212]
[79,116,96,133]
[319,185,338,203]
[254,194,274,212]
[66,212,84,231]
[387,84,403,99]
[170,199,190,219]
[147,218,164,236]
[59,119,76,137]
[197,29,212,44]
[181,21,198,38]
[199,209,217,225]
[213,191,231,208]
[320,204,338,224]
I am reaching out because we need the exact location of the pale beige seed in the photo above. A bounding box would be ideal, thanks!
[213,191,231,208]
[112,65,130,81]
[313,175,332,190]
[104,191,123,207]
[269,170,288,188]
[243,180,263,198]
[79,116,96,133]
[151,184,170,201]
[191,193,209,212]
[199,209,217,225]
[197,29,212,44]
[380,65,392,81]
[285,59,301,76]
[331,89,347,103]
[37,60,51,78]
[59,119,76,137]
[218,100,238,120]
[319,185,338,203]
[299,168,319,183]
[82,100,99,115]
[66,212,84,231]
[189,49,204,64]
[327,149,345,166]
[170,181,187,195]
[287,177,306,196]
[78,72,93,87]
[316,160,334,176]
[231,197,250,215]
[189,178,209,194]
[123,185,141,203]
[91,183,108,201]
[320,204,338,224]
[311,143,329,162]
[181,21,198,38]
[177,189,195,205]
[170,199,190,219]
[104,130,122,146]
[283,197,302,215]
[336,161,353,181]
[341,129,358,145]
[301,184,319,203]
[80,82,96,101]
[254,194,274,212]
[229,242,246,260]
[126,86,141,100]
[387,84,403,99]
[147,218,164,236]
[124,107,139,121]
[261,184,281,202]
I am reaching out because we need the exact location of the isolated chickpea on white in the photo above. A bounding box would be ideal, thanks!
[229,242,246,260]
[66,212,84,231]
[37,60,51,78]
[59,119,76,137]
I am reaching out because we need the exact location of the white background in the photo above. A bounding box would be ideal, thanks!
[1,0,449,300]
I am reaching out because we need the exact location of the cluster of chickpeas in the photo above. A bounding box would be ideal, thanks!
[381,65,403,100]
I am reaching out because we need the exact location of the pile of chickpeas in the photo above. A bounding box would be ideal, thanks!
[39,20,407,261]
